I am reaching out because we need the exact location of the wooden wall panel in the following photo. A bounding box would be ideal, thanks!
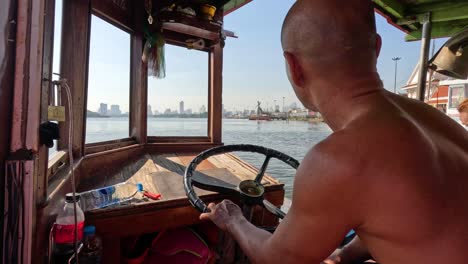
[58,0,91,158]
[0,0,17,259]
[80,145,145,184]
[36,0,56,207]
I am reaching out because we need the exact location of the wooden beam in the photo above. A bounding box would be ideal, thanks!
[209,43,223,144]
[408,2,468,23]
[405,19,468,41]
[36,0,56,207]
[91,0,134,32]
[58,0,91,158]
[373,0,406,19]
[129,2,147,144]
[8,0,47,261]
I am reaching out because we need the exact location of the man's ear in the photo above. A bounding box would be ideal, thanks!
[284,52,305,88]
[375,34,382,58]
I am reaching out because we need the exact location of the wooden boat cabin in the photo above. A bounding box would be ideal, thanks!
[1,0,468,263]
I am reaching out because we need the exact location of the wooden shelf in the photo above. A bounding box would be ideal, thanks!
[157,11,222,41]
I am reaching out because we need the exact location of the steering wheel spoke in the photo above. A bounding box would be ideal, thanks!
[262,199,287,219]
[192,177,239,196]
[254,155,272,184]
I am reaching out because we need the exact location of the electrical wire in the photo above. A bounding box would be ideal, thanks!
[4,160,25,264]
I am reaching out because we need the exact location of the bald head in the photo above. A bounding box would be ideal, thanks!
[281,0,378,67]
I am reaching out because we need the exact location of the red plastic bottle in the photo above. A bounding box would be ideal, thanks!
[52,193,85,264]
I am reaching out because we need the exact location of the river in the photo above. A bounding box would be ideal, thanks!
[83,118,332,198]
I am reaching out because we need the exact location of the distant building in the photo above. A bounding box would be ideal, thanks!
[185,108,192,115]
[109,105,121,116]
[199,105,207,114]
[98,103,108,115]
[147,105,153,116]
[179,101,185,114]
[401,62,451,99]
[289,102,297,110]
[164,108,171,115]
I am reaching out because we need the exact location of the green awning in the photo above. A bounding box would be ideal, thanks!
[224,0,252,15]
[373,0,468,41]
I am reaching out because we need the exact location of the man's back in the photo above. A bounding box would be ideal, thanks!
[341,91,468,263]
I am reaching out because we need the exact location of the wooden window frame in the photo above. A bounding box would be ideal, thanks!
[83,12,136,152]
[147,44,210,142]
[45,0,225,182]
[147,41,223,145]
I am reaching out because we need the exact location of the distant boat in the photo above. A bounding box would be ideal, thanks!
[249,101,272,121]
[248,114,272,121]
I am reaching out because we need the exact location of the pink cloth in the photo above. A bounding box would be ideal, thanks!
[125,228,213,264]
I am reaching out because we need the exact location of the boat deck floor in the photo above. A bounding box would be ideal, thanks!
[80,153,285,237]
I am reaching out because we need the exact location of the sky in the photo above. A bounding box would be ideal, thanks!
[53,0,446,113]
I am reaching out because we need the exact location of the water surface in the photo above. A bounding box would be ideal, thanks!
[84,118,332,197]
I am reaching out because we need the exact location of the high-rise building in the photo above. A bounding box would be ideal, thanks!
[179,101,185,114]
[98,103,108,115]
[109,105,121,116]
[199,105,207,114]
[147,105,153,116]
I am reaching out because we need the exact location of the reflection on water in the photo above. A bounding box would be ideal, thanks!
[222,119,332,198]
[68,118,332,198]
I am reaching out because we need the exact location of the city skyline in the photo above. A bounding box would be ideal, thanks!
[92,99,304,117]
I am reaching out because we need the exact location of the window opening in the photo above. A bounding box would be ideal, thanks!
[147,45,209,137]
[86,15,131,144]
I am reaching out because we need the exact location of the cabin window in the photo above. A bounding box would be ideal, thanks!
[86,15,131,144]
[449,86,465,109]
[147,45,209,137]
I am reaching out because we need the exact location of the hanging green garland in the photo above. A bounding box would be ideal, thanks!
[143,29,166,79]
[142,6,166,79]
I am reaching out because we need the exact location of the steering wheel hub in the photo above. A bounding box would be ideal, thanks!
[238,180,265,205]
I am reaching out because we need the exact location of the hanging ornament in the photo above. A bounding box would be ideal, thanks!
[144,0,153,24]
[143,25,166,79]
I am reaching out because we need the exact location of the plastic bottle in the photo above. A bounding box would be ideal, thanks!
[53,193,85,264]
[79,182,143,211]
[79,225,103,264]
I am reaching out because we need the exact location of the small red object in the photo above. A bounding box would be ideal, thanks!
[144,191,162,200]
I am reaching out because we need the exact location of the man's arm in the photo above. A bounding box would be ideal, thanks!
[201,138,369,263]
[323,236,372,264]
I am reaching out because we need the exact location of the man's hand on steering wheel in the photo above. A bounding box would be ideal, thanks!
[200,200,244,232]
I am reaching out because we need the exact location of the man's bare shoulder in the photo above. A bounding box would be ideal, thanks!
[297,117,432,192]
[291,131,372,225]
[295,130,372,196]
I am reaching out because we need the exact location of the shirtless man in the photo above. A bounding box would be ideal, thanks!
[200,0,468,263]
